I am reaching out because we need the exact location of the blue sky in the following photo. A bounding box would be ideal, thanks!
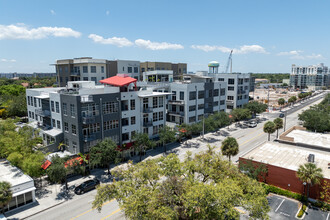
[0,0,329,73]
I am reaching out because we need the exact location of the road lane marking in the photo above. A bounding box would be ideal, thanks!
[326,212,329,220]
[70,199,114,220]
[240,132,263,146]
[100,208,121,220]
[275,199,285,212]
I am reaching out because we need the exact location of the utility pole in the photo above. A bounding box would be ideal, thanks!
[284,111,287,131]
[267,85,270,112]
[202,115,205,139]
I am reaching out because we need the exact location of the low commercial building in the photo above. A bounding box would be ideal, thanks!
[239,126,330,202]
[0,159,36,212]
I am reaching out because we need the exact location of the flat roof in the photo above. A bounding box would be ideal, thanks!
[43,128,63,137]
[0,159,33,187]
[286,129,330,150]
[241,142,330,179]
[138,92,171,97]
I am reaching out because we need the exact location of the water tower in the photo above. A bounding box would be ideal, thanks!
[208,61,219,74]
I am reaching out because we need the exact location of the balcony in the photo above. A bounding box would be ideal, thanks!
[81,95,93,103]
[143,120,153,127]
[70,71,80,76]
[238,90,245,95]
[82,116,95,124]
[168,100,185,105]
[84,134,96,142]
[143,107,153,113]
[168,111,184,116]
[35,109,51,117]
[226,100,234,105]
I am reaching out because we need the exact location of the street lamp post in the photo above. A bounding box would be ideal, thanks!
[284,111,287,132]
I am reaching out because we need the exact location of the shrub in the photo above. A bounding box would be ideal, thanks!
[262,184,306,201]
[297,204,307,218]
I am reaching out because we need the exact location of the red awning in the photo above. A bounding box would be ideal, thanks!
[99,76,137,87]
[41,160,51,170]
[64,156,82,168]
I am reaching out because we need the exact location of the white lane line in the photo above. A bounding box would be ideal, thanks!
[275,199,285,212]
[326,212,329,220]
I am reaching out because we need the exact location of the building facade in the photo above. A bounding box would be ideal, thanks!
[140,61,187,80]
[290,63,330,90]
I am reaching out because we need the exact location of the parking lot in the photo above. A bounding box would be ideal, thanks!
[267,194,330,220]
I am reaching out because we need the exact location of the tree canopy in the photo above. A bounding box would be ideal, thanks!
[231,108,251,122]
[159,126,176,153]
[244,101,267,117]
[278,98,285,106]
[221,137,239,161]
[132,132,156,161]
[297,163,323,199]
[263,121,276,141]
[93,148,270,219]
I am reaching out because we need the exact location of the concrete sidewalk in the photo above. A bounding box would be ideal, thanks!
[5,168,111,220]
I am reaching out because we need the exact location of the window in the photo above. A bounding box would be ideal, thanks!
[238,79,243,85]
[57,120,61,129]
[55,102,60,113]
[101,66,104,73]
[189,116,196,123]
[153,126,159,135]
[27,96,30,105]
[91,77,97,83]
[51,101,55,112]
[91,66,96,73]
[131,116,136,125]
[220,100,225,105]
[122,67,125,71]
[52,119,55,127]
[72,125,77,135]
[83,77,88,81]
[64,122,68,132]
[214,101,219,106]
[30,97,34,106]
[83,66,88,73]
[189,91,196,100]
[218,78,224,81]
[72,141,77,154]
[32,112,34,119]
[29,111,31,118]
[228,86,234,91]
[209,90,213,98]
[134,67,138,73]
[131,131,136,139]
[228,78,235,85]
[214,89,219,96]
[70,104,76,117]
[33,98,37,107]
[128,67,132,73]
[159,111,163,120]
[180,91,184,100]
[130,100,135,110]
[189,105,196,112]
[103,102,119,114]
[227,105,234,110]
[220,88,226,96]
[104,120,119,130]
[63,103,67,115]
[198,104,204,110]
[198,91,204,99]
[153,112,158,121]
[172,91,176,101]
[143,127,148,134]
[122,133,129,141]
[153,97,158,108]
[227,96,234,100]
[158,97,164,107]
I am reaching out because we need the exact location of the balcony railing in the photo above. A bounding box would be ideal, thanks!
[35,109,51,117]
[81,95,93,103]
[168,111,184,116]
[168,100,185,105]
[226,100,234,104]
[84,134,96,142]
[143,107,153,113]
[70,72,80,76]
[143,120,153,127]
[82,116,95,124]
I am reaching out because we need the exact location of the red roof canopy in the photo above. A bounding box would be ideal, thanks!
[41,160,51,170]
[99,76,137,87]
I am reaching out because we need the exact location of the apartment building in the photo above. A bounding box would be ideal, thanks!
[140,61,187,80]
[290,63,330,90]
[26,75,168,155]
[55,58,140,87]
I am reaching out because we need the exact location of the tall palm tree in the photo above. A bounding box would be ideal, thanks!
[273,118,283,139]
[0,181,12,213]
[296,163,323,200]
[263,121,276,141]
[221,137,239,162]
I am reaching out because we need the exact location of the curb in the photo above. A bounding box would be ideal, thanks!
[20,200,66,220]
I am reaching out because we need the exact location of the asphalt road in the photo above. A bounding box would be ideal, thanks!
[26,92,327,220]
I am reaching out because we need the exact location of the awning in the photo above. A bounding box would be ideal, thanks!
[100,75,137,87]
[41,160,51,170]
[64,157,82,168]
[12,187,36,197]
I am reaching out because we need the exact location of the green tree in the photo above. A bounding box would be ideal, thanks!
[273,118,283,139]
[132,132,155,162]
[239,158,268,182]
[282,83,288,87]
[90,138,119,175]
[231,108,251,123]
[21,152,45,179]
[296,163,323,200]
[7,152,23,167]
[6,94,27,117]
[0,181,12,213]
[159,126,176,153]
[244,101,267,117]
[288,96,297,105]
[278,98,285,106]
[46,155,68,189]
[221,137,239,162]
[92,148,270,219]
[298,104,330,132]
[263,121,276,141]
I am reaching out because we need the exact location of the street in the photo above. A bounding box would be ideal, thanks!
[25,92,326,220]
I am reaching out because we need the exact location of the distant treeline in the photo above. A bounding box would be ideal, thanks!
[251,73,290,83]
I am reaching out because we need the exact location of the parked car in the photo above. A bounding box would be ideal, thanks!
[279,113,285,118]
[74,179,100,195]
[247,121,257,128]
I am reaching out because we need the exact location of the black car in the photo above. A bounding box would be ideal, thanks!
[279,113,285,118]
[74,179,100,195]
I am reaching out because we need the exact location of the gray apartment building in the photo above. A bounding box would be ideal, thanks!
[290,63,330,90]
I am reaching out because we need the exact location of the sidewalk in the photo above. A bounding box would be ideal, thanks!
[5,168,111,220]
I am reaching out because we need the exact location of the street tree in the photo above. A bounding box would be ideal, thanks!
[21,152,45,181]
[296,163,323,199]
[132,132,155,162]
[263,121,276,141]
[92,148,270,219]
[244,101,267,117]
[298,104,330,133]
[90,138,119,175]
[159,125,176,153]
[273,118,283,139]
[0,181,12,213]
[278,98,285,106]
[221,137,239,162]
[46,155,67,189]
[231,108,251,123]
[288,96,297,106]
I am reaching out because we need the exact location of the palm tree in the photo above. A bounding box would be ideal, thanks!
[263,121,276,141]
[0,181,12,213]
[221,137,239,162]
[273,118,283,139]
[296,163,323,200]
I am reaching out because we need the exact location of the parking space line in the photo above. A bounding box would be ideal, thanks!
[326,212,329,220]
[275,199,285,212]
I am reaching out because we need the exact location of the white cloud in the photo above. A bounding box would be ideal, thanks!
[277,50,323,60]
[135,39,184,50]
[1,59,16,62]
[50,10,56,15]
[88,34,133,47]
[106,10,110,15]
[0,24,81,40]
[191,44,267,54]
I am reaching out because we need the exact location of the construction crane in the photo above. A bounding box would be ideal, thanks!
[224,50,233,74]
